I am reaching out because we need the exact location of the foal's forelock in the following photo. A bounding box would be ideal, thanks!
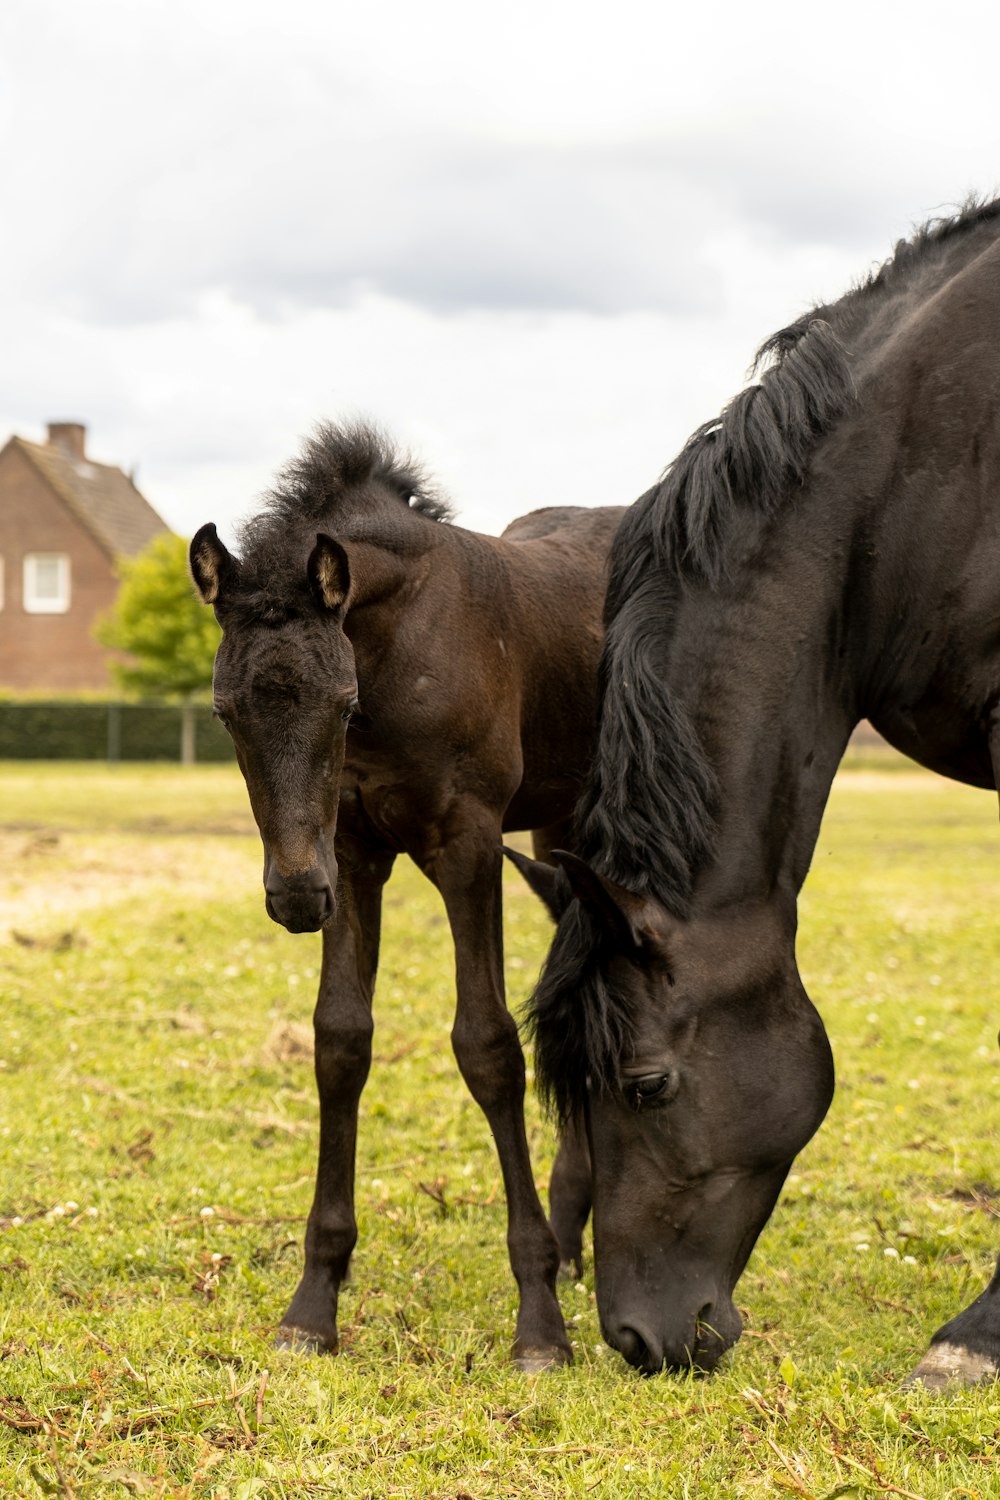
[234,421,452,584]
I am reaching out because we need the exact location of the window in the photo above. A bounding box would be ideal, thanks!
[23,553,71,614]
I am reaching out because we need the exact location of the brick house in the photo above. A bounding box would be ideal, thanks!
[0,422,169,692]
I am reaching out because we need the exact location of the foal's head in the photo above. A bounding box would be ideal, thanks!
[191,524,358,932]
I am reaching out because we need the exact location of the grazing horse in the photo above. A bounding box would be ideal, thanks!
[190,422,622,1370]
[512,197,1000,1387]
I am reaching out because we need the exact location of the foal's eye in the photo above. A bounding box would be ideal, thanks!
[626,1073,678,1111]
[341,697,359,722]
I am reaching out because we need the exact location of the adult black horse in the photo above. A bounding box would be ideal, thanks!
[190,423,621,1370]
[511,198,1000,1388]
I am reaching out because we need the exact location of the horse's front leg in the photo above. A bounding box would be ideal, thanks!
[277,839,395,1353]
[433,825,571,1371]
[907,1257,1000,1389]
[914,726,1000,1381]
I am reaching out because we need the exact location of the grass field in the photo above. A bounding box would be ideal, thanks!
[1,761,998,1498]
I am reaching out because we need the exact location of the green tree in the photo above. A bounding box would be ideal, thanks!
[95,532,220,764]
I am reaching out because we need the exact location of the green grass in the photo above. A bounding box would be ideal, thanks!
[1,763,998,1498]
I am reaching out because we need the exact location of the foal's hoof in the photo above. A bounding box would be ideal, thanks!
[904,1342,999,1391]
[275,1323,337,1356]
[513,1343,573,1374]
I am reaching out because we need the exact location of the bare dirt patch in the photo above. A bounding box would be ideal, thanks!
[0,828,260,941]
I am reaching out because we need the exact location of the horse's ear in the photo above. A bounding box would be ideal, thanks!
[551,850,671,962]
[190,523,239,605]
[308,533,351,613]
[503,846,573,921]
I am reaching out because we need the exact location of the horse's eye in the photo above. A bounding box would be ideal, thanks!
[213,707,233,732]
[341,697,359,722]
[626,1072,678,1111]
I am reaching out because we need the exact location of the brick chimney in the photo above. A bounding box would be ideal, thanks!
[47,422,86,460]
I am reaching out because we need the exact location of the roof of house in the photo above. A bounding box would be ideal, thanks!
[9,429,169,559]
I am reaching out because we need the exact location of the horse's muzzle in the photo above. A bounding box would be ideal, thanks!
[605,1296,742,1376]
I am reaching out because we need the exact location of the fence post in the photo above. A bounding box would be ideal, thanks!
[107,701,122,763]
[180,696,196,765]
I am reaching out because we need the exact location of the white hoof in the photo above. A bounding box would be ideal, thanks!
[905,1341,999,1390]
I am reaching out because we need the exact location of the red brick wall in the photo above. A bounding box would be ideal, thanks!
[0,443,122,691]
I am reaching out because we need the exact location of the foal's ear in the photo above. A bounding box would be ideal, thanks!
[308,533,351,613]
[190,523,238,606]
[502,847,573,921]
[551,850,672,962]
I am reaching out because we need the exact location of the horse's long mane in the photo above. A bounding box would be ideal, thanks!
[528,195,1000,1122]
[618,196,1000,596]
[237,420,452,573]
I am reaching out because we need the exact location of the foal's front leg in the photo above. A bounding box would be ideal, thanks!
[277,840,395,1353]
[433,825,571,1371]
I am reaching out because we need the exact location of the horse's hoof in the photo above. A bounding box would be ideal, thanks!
[275,1323,337,1355]
[513,1343,573,1374]
[903,1342,999,1390]
[557,1259,584,1282]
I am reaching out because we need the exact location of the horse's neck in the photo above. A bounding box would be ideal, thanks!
[676,552,859,916]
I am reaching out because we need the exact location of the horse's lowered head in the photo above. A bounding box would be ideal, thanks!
[190,523,359,933]
[509,848,835,1376]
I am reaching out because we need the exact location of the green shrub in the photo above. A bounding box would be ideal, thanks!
[0,699,235,761]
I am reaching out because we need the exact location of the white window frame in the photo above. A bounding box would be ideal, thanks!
[23,553,71,614]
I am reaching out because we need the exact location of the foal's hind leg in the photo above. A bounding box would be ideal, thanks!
[546,1113,591,1280]
[906,1256,1000,1389]
[530,824,592,1279]
[277,838,395,1354]
[432,820,571,1371]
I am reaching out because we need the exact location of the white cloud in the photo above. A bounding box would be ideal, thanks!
[1,0,999,541]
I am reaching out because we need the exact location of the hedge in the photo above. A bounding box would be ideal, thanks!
[0,701,236,762]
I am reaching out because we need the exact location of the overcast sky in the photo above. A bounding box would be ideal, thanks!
[2,0,998,543]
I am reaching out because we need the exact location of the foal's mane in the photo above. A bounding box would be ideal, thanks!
[528,196,1000,1121]
[236,421,452,573]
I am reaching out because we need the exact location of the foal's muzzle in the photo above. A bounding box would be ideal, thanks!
[264,866,336,933]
